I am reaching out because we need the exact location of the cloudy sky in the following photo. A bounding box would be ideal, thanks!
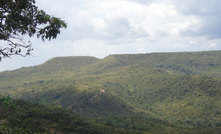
[1,0,221,72]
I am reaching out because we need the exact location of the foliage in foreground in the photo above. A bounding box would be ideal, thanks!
[3,99,102,134]
[0,95,17,120]
[0,0,67,59]
[1,97,221,133]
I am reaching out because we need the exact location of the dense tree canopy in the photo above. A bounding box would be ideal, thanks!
[0,0,67,60]
[0,95,17,120]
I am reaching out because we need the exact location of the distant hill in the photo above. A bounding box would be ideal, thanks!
[1,50,221,133]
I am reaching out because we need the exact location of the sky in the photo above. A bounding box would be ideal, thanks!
[1,0,221,72]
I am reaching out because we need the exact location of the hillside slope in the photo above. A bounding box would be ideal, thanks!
[1,51,221,132]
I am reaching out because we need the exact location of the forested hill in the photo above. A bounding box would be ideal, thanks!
[98,51,221,76]
[0,56,100,78]
[2,51,221,133]
[1,50,221,76]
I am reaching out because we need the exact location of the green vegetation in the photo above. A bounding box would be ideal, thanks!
[0,0,67,59]
[1,51,221,133]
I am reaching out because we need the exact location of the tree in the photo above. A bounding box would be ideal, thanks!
[0,0,67,60]
[0,95,17,119]
[0,95,35,133]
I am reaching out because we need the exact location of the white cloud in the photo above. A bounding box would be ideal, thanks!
[209,43,216,48]
[173,0,221,39]
[172,44,186,48]
[190,41,197,44]
[92,18,105,31]
[148,2,177,18]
